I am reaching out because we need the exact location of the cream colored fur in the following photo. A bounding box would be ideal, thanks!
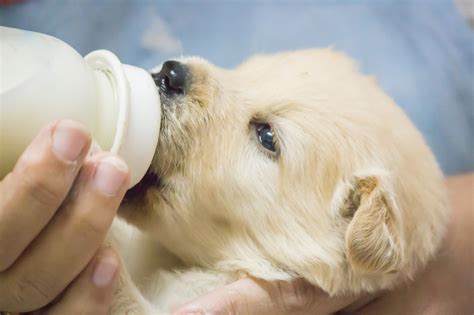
[108,49,450,313]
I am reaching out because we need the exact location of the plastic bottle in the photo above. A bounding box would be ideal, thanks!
[0,26,161,187]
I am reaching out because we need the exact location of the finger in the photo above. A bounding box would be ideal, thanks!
[174,278,360,315]
[0,120,91,271]
[43,247,119,315]
[0,154,129,312]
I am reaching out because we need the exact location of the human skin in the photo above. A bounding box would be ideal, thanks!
[0,120,129,314]
[25,174,472,315]
[1,121,471,314]
[174,173,474,315]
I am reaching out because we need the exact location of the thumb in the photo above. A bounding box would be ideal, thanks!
[174,277,361,315]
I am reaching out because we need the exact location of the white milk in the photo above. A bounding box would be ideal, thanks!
[0,27,161,187]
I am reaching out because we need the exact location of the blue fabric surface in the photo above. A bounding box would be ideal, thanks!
[1,0,473,175]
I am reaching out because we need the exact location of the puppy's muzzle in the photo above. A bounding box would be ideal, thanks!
[152,60,189,98]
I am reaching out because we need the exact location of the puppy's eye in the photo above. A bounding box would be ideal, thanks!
[256,124,276,152]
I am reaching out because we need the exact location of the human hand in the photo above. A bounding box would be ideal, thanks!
[0,120,129,314]
[173,277,364,315]
[174,174,474,315]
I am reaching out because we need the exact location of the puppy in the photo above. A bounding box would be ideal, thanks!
[109,49,450,313]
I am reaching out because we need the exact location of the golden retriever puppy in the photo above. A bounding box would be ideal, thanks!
[109,49,450,313]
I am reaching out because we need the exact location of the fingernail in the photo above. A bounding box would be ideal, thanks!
[92,256,118,288]
[93,156,128,196]
[52,120,89,162]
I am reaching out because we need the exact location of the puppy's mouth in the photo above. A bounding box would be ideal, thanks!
[122,91,166,204]
[123,168,162,204]
[123,61,189,204]
[123,106,166,204]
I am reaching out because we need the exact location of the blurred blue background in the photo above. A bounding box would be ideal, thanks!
[1,0,473,175]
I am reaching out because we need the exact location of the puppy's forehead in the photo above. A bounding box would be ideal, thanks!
[237,49,355,81]
[237,53,315,90]
[232,49,356,108]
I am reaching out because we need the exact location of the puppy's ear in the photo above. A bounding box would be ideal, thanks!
[339,173,403,274]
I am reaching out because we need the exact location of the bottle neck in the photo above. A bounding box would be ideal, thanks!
[84,50,161,188]
[91,68,119,151]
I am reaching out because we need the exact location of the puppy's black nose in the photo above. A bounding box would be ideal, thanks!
[152,60,188,95]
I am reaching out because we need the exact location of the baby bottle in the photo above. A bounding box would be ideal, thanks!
[0,26,161,187]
